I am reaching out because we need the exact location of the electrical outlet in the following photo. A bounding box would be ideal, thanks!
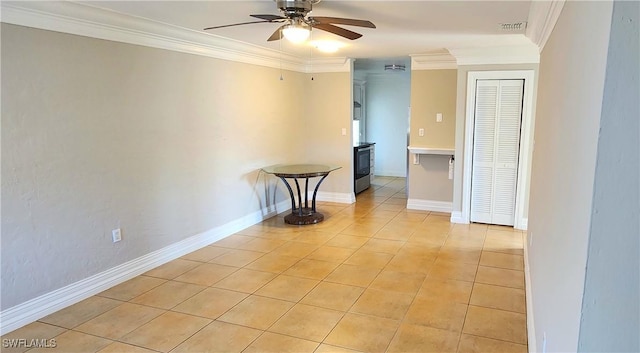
[112,228,122,243]
[418,128,424,136]
[436,113,443,122]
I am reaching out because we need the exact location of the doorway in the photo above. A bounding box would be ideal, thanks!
[461,70,535,230]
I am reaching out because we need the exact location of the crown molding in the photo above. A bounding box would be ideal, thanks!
[0,1,347,73]
[449,45,540,65]
[526,0,566,52]
[410,51,457,70]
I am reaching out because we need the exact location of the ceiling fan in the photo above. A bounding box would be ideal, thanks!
[203,0,376,44]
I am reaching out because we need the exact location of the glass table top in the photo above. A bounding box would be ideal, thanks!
[262,164,341,178]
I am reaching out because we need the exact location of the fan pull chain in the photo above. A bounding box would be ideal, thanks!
[309,29,314,81]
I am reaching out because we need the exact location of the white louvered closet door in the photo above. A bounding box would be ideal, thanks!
[470,79,524,226]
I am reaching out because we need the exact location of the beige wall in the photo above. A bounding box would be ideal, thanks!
[302,72,353,196]
[0,24,334,309]
[452,63,538,218]
[408,70,456,203]
[527,1,614,351]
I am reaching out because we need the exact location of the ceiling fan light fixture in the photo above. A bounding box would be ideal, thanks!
[282,23,311,43]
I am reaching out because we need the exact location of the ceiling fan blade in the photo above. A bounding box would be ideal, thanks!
[313,23,362,40]
[309,17,376,28]
[251,14,287,22]
[204,20,274,30]
[267,25,287,41]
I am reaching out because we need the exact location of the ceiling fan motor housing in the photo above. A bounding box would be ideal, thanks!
[276,0,312,18]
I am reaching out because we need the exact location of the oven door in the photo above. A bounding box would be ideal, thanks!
[354,147,371,179]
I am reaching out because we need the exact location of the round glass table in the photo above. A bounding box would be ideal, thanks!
[262,164,341,225]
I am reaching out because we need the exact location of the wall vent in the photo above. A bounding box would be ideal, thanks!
[499,22,528,31]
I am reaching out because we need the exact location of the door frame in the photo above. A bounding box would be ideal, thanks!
[461,70,536,230]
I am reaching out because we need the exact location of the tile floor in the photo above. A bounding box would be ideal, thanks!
[4,177,528,353]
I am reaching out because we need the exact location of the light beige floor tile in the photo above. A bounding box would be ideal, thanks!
[171,321,262,353]
[243,332,319,353]
[212,268,277,293]
[314,343,363,353]
[255,275,319,302]
[369,270,425,295]
[387,323,460,353]
[306,246,355,263]
[475,266,524,289]
[428,259,477,282]
[324,313,399,352]
[27,330,111,353]
[457,333,528,353]
[324,264,380,287]
[74,303,164,339]
[173,263,237,286]
[208,249,264,267]
[143,259,201,279]
[385,254,435,275]
[269,304,343,342]
[437,248,482,265]
[283,259,340,280]
[479,251,524,271]
[462,306,527,344]
[121,311,211,352]
[97,276,166,301]
[269,242,319,258]
[325,234,370,249]
[130,281,205,309]
[408,231,449,247]
[343,250,394,270]
[217,295,294,330]
[244,254,301,273]
[291,230,336,245]
[300,282,364,311]
[469,283,525,313]
[417,278,473,304]
[404,297,468,332]
[360,238,405,254]
[97,342,157,353]
[213,234,256,249]
[173,287,248,319]
[373,226,413,241]
[235,237,287,252]
[340,223,385,238]
[38,296,122,329]
[1,322,67,353]
[350,288,413,320]
[483,231,523,255]
[180,245,228,262]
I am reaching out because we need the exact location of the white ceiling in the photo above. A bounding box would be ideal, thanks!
[82,0,534,60]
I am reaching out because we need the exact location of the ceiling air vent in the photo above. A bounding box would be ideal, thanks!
[499,22,527,31]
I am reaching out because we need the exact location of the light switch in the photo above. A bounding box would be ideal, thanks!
[341,128,346,136]
[436,113,443,122]
[418,128,424,136]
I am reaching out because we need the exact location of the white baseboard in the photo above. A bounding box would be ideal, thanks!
[450,211,466,224]
[516,217,528,231]
[375,171,407,178]
[0,199,289,335]
[406,199,452,213]
[524,234,536,353]
[316,191,356,204]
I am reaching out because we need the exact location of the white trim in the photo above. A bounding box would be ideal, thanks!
[0,199,289,335]
[449,45,540,65]
[526,0,566,52]
[407,199,453,213]
[373,170,406,178]
[410,52,457,70]
[461,70,535,229]
[0,1,347,73]
[524,232,537,353]
[517,218,528,231]
[450,211,466,224]
[316,191,355,204]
